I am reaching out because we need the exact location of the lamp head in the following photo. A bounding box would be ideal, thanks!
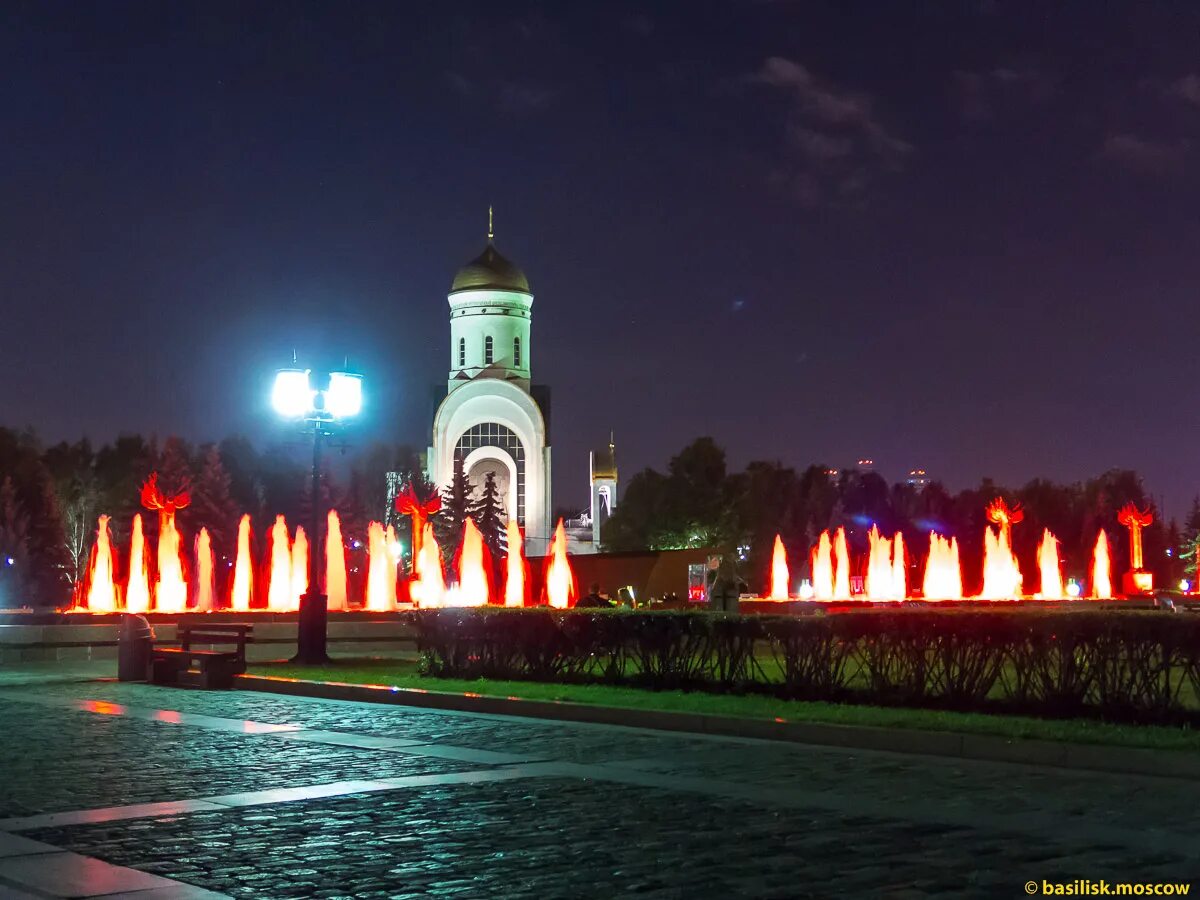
[325,371,363,419]
[272,368,313,418]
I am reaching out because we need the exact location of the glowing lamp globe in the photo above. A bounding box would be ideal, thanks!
[325,372,363,419]
[273,369,313,418]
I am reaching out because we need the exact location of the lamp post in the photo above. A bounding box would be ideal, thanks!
[272,365,363,663]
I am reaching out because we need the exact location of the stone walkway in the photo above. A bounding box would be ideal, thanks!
[0,678,1194,899]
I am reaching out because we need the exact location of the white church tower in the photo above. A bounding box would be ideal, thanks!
[428,211,552,555]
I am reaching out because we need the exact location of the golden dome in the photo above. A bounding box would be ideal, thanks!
[450,243,530,294]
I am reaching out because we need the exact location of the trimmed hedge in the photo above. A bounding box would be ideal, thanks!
[404,607,1200,725]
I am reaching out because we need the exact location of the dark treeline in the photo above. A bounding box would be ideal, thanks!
[601,437,1197,595]
[0,427,424,607]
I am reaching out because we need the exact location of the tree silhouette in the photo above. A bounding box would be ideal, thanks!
[0,476,31,608]
[472,470,507,569]
[191,445,241,559]
[435,455,473,556]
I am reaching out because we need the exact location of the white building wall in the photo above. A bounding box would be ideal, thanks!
[430,378,549,555]
[447,288,532,389]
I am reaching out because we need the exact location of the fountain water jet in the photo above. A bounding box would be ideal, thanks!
[979,527,1022,600]
[266,515,292,611]
[325,510,347,611]
[504,519,526,607]
[86,515,118,612]
[1035,529,1064,600]
[125,514,150,613]
[365,521,396,611]
[832,528,851,600]
[410,523,445,607]
[1090,531,1112,599]
[811,531,834,600]
[768,535,789,599]
[141,475,189,614]
[290,526,308,611]
[229,515,253,611]
[194,528,215,611]
[864,525,902,602]
[922,533,963,600]
[545,519,576,608]
[446,518,489,607]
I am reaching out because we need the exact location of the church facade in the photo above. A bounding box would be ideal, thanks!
[427,221,553,555]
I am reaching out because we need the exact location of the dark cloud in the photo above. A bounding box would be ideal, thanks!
[497,81,560,114]
[1168,73,1200,106]
[1098,133,1190,175]
[623,14,654,37]
[951,64,1056,123]
[751,56,911,207]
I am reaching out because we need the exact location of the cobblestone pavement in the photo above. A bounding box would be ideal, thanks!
[0,679,1196,899]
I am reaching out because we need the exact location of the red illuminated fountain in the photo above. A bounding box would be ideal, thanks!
[125,513,150,613]
[768,535,789,599]
[811,531,834,600]
[396,483,441,573]
[266,515,293,612]
[325,510,348,612]
[1118,503,1154,595]
[141,473,190,614]
[1034,529,1064,600]
[85,515,118,612]
[865,526,905,601]
[409,522,446,607]
[922,533,962,600]
[194,528,215,612]
[544,519,576,608]
[444,518,490,607]
[69,478,1161,614]
[229,514,253,611]
[364,521,396,611]
[1090,531,1113,599]
[504,519,527,607]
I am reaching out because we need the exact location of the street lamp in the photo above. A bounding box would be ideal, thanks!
[272,364,363,663]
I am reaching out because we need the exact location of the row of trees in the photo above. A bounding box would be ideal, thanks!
[601,437,1195,594]
[0,427,427,607]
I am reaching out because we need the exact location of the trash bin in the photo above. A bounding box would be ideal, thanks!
[117,614,154,681]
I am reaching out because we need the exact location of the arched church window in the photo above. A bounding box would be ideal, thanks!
[513,336,521,367]
[485,335,494,365]
[458,337,465,367]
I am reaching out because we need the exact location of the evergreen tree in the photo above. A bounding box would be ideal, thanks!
[1180,496,1200,582]
[435,455,473,556]
[156,436,195,531]
[29,465,70,606]
[191,444,242,558]
[0,476,31,608]
[472,471,507,565]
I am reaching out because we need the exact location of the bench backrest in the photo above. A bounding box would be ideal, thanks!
[178,623,253,653]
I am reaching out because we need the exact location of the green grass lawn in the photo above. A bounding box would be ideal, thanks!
[249,656,1200,753]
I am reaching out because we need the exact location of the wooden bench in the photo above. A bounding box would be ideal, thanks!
[151,623,253,689]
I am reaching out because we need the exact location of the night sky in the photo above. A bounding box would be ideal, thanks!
[4,2,1200,514]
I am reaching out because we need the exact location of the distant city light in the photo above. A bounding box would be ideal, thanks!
[1180,579,1191,593]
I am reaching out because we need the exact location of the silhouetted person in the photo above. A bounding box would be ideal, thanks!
[576,582,611,608]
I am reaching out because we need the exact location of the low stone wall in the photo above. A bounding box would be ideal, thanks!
[0,613,419,664]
